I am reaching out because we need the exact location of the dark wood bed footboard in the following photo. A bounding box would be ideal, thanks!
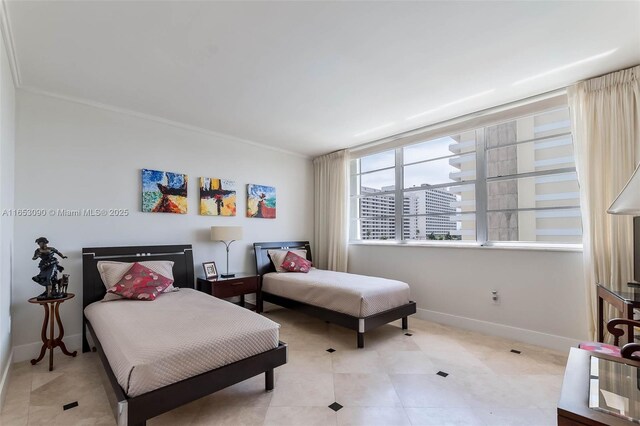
[88,318,287,426]
[261,291,416,348]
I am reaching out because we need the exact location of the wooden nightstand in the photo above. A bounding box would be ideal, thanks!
[197,273,259,311]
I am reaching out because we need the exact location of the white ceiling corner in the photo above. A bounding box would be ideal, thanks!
[4,1,640,157]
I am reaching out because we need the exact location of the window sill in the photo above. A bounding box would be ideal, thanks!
[348,240,583,252]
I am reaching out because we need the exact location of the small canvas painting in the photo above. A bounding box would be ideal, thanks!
[247,184,276,218]
[200,178,236,216]
[142,168,188,214]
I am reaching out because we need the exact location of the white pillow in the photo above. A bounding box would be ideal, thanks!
[97,260,179,294]
[267,249,307,273]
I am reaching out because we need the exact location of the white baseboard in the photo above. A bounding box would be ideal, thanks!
[0,349,13,410]
[415,307,581,353]
[12,333,82,364]
[8,313,575,367]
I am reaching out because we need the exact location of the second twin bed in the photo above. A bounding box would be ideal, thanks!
[254,241,416,348]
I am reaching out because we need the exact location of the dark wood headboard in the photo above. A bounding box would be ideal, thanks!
[82,244,194,311]
[253,241,312,277]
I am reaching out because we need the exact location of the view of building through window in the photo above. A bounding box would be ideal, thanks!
[350,106,582,244]
[402,130,476,241]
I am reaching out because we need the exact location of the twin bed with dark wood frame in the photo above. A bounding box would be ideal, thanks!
[254,241,417,348]
[82,244,287,426]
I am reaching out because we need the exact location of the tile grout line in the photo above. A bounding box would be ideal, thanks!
[26,371,33,426]
[330,348,338,426]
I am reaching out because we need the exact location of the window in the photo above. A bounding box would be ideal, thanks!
[350,150,397,240]
[402,132,477,241]
[349,104,582,245]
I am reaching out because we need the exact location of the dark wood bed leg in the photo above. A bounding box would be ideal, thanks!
[265,369,274,391]
[357,332,364,348]
[402,316,408,330]
[82,320,91,353]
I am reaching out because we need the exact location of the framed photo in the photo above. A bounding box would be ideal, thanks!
[202,261,218,279]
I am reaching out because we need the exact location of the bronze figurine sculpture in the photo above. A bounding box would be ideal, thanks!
[32,237,68,300]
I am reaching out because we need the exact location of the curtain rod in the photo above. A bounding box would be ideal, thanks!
[348,87,567,154]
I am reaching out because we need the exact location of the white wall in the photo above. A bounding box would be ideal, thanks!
[0,22,16,400]
[10,90,587,358]
[349,244,587,351]
[12,90,313,358]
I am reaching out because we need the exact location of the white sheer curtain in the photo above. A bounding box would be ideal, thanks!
[313,149,349,272]
[568,65,640,339]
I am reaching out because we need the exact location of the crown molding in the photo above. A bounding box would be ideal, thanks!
[19,85,311,159]
[0,0,21,87]
[2,0,308,159]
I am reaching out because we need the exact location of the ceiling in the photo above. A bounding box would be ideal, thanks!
[5,1,640,157]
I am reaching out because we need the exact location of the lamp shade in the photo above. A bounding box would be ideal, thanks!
[210,226,243,241]
[608,163,640,215]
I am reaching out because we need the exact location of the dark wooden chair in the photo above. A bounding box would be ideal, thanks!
[579,318,640,361]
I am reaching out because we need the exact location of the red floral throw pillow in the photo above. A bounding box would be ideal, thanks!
[281,251,312,273]
[107,262,173,301]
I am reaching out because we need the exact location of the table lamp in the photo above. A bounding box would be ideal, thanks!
[608,162,640,285]
[210,226,243,278]
[608,163,640,215]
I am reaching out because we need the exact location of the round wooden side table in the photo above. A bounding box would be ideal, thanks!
[28,293,77,371]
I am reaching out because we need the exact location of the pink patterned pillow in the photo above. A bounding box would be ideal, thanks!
[578,341,621,357]
[281,251,312,273]
[107,263,173,301]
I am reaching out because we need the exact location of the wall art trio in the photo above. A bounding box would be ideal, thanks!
[141,169,276,218]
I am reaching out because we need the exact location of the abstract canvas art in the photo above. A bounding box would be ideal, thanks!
[141,168,188,214]
[247,184,276,218]
[200,178,236,216]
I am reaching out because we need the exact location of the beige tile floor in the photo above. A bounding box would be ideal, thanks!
[0,308,567,425]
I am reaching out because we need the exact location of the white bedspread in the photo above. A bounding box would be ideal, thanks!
[84,288,280,397]
[262,269,410,317]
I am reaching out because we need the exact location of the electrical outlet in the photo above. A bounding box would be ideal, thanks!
[491,290,499,304]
